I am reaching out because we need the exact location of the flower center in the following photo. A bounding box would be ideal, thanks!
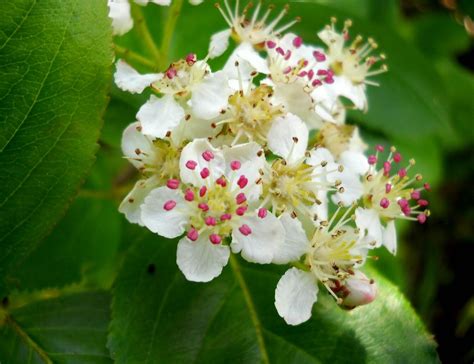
[217,85,283,145]
[264,159,318,214]
[166,154,260,244]
[363,145,430,224]
[151,139,181,180]
[215,1,299,48]
[151,55,207,96]
[322,18,387,86]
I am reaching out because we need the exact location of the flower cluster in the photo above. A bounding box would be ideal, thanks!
[113,1,430,325]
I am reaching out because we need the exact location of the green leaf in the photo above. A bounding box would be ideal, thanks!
[0,0,113,294]
[0,291,112,363]
[108,232,439,363]
[6,197,122,292]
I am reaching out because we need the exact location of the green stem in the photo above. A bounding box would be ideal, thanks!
[159,0,184,69]
[114,45,157,70]
[291,260,310,271]
[131,3,162,65]
[7,315,52,364]
[229,256,270,364]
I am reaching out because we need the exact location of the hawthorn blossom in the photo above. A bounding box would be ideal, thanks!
[316,18,387,110]
[259,113,342,222]
[209,0,300,58]
[274,208,376,325]
[140,139,288,282]
[355,145,430,254]
[118,122,183,225]
[115,55,233,122]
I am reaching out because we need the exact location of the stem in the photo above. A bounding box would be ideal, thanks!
[229,255,270,364]
[6,315,52,364]
[159,0,184,69]
[131,3,162,65]
[114,45,157,70]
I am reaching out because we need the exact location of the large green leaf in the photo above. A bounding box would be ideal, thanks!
[108,231,439,363]
[0,291,112,363]
[0,0,113,294]
[6,196,122,292]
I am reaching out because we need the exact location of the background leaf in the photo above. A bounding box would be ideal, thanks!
[0,291,112,364]
[108,231,439,363]
[0,0,113,295]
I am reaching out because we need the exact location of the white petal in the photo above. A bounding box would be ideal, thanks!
[306,147,335,166]
[177,236,230,282]
[114,60,161,94]
[209,29,231,58]
[223,142,264,201]
[137,95,185,138]
[272,213,308,264]
[191,71,232,120]
[340,151,369,176]
[310,190,328,221]
[275,268,318,325]
[231,213,285,264]
[108,0,133,36]
[329,77,367,111]
[189,0,204,5]
[141,187,188,238]
[223,42,268,89]
[121,122,155,169]
[179,139,225,186]
[382,220,397,255]
[317,29,344,54]
[272,81,322,130]
[355,208,383,247]
[267,113,308,164]
[334,170,364,206]
[118,176,159,225]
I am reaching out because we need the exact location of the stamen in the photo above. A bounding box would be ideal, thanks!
[239,224,252,236]
[200,168,210,179]
[186,160,198,170]
[202,150,214,161]
[209,234,222,244]
[166,179,180,189]
[236,192,247,204]
[185,189,195,201]
[163,200,177,211]
[231,160,241,170]
[205,216,217,226]
[187,228,199,241]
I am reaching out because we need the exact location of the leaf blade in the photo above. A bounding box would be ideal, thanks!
[0,0,113,294]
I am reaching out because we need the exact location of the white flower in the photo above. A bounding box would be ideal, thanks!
[354,145,430,254]
[317,18,388,110]
[118,122,183,225]
[108,0,171,36]
[140,139,287,282]
[274,208,375,325]
[151,57,233,120]
[213,83,284,146]
[263,33,342,128]
[210,0,299,58]
[261,114,342,221]
[114,60,161,94]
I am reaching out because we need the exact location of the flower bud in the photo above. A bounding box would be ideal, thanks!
[341,272,377,309]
